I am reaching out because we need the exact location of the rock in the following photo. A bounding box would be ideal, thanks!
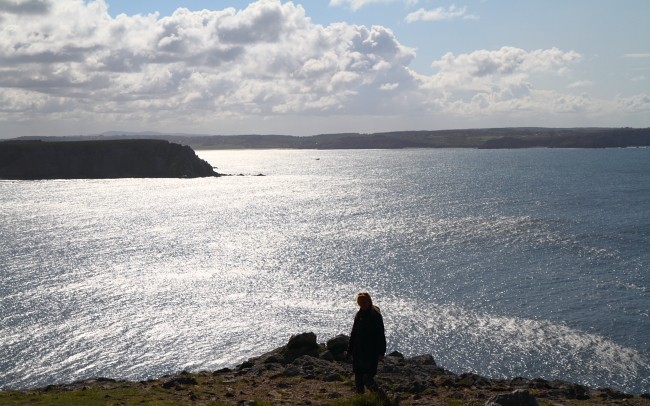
[319,350,335,361]
[528,378,551,389]
[238,361,254,370]
[598,388,633,400]
[396,380,430,394]
[456,373,492,388]
[549,383,590,400]
[406,354,436,366]
[282,332,321,362]
[485,389,539,406]
[281,366,302,377]
[322,373,343,382]
[263,354,283,364]
[388,351,405,359]
[287,332,318,351]
[162,376,198,389]
[326,334,349,355]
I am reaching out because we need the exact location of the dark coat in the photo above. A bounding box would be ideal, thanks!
[348,305,386,374]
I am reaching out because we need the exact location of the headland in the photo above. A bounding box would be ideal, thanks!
[0,139,219,180]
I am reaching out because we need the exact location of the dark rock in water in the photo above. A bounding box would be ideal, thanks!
[485,389,539,406]
[0,139,220,179]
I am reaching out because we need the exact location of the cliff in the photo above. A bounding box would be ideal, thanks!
[0,139,219,179]
[1,333,647,405]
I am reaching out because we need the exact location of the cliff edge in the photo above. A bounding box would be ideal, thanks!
[1,333,647,405]
[0,139,219,179]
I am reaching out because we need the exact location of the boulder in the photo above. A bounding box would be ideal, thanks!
[287,332,318,351]
[282,332,321,362]
[406,354,436,366]
[326,334,349,355]
[485,389,539,406]
[325,334,349,361]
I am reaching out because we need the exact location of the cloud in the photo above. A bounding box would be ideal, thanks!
[329,0,418,11]
[427,46,582,90]
[616,94,650,112]
[0,0,645,136]
[0,0,419,128]
[568,80,594,88]
[0,0,50,15]
[405,5,478,22]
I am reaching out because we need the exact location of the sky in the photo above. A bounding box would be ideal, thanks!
[0,0,649,138]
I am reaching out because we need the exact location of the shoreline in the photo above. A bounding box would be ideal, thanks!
[2,333,648,405]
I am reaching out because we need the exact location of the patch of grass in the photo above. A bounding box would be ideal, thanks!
[442,400,482,406]
[0,386,176,405]
[326,392,392,406]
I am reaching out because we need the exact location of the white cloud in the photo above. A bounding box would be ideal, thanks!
[568,80,594,88]
[0,0,422,131]
[431,46,582,79]
[616,94,650,112]
[329,0,418,12]
[405,5,478,23]
[0,0,645,136]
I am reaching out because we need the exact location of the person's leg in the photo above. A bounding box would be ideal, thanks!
[364,374,390,404]
[362,373,379,392]
[354,372,365,394]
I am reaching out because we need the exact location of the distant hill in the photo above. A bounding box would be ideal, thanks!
[9,127,650,150]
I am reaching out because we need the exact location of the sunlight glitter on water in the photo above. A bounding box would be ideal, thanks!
[1,149,649,393]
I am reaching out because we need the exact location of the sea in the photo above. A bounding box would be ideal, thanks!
[1,148,649,394]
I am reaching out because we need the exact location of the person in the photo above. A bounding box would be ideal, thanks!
[347,291,386,394]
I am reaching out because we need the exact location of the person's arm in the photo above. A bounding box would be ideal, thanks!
[347,313,359,355]
[376,312,386,359]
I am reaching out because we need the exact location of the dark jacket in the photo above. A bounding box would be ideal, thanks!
[348,305,386,374]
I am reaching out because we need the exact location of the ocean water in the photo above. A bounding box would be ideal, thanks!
[1,148,648,394]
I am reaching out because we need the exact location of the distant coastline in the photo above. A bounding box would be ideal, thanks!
[8,127,650,150]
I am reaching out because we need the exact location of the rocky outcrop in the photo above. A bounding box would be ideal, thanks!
[0,139,219,179]
[222,332,646,405]
[3,332,647,405]
[486,389,539,406]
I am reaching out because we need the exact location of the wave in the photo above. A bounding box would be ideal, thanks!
[382,296,650,394]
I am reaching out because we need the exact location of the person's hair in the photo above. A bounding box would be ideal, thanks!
[356,291,373,306]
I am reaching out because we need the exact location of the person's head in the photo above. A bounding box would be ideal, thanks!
[356,291,372,310]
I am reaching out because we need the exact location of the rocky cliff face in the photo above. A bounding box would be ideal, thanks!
[0,139,219,179]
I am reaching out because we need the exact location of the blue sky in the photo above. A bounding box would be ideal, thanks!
[0,0,648,137]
